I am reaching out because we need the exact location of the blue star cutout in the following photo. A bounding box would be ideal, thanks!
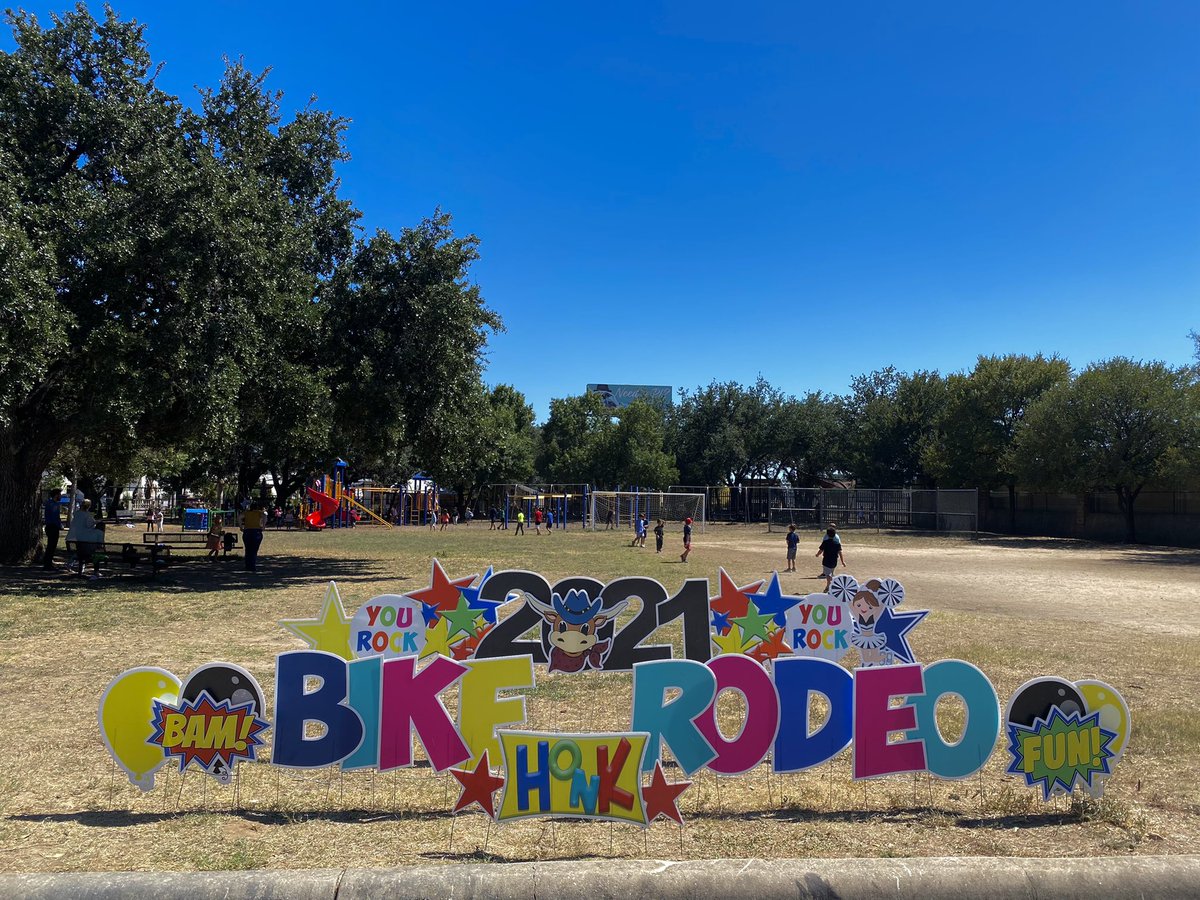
[459,566,502,624]
[710,610,732,635]
[873,607,929,664]
[744,573,802,627]
[420,600,441,628]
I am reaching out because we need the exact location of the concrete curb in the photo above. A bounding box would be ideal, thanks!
[2,856,1199,899]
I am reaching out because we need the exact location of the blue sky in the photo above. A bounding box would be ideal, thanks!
[6,2,1199,419]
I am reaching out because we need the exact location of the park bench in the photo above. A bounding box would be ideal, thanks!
[142,531,240,554]
[65,539,170,574]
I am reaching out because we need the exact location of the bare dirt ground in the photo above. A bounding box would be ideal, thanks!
[0,525,1197,872]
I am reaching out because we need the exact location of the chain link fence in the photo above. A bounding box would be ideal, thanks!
[986,490,1200,546]
[667,485,978,534]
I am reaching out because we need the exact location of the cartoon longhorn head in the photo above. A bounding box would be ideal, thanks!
[525,588,629,657]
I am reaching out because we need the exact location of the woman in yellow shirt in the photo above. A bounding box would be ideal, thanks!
[241,502,267,572]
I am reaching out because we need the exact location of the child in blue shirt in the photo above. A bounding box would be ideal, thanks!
[785,524,799,571]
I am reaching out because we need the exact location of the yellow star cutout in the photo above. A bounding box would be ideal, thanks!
[419,616,455,659]
[279,582,355,660]
[711,627,756,656]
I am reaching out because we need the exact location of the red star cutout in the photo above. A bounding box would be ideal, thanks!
[450,623,492,660]
[642,761,690,825]
[748,641,772,664]
[450,750,505,818]
[709,567,764,619]
[756,626,792,661]
[408,559,477,613]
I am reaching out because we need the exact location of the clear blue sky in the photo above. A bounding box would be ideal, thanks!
[6,2,1199,420]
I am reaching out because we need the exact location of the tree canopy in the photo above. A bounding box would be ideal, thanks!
[0,6,502,561]
[1013,358,1199,541]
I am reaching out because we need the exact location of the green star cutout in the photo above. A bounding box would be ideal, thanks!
[731,600,774,643]
[443,595,481,639]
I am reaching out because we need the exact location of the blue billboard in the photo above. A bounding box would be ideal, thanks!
[586,384,673,409]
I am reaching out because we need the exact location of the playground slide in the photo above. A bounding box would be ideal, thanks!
[340,492,394,528]
[304,487,340,529]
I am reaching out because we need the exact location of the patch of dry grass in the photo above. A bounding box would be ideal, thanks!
[1,524,1197,871]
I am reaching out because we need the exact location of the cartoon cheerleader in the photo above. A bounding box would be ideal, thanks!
[849,588,887,667]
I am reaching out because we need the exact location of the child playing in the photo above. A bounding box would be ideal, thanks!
[654,519,664,554]
[785,524,799,571]
[206,518,224,559]
[632,514,647,547]
[815,526,845,590]
[680,517,693,562]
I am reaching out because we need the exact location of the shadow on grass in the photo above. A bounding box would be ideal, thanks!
[683,805,1076,829]
[954,812,1079,829]
[7,806,457,827]
[0,554,400,598]
[11,804,1080,833]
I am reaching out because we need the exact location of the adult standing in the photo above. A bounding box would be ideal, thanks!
[42,489,63,570]
[66,499,103,577]
[241,500,266,573]
[514,509,525,536]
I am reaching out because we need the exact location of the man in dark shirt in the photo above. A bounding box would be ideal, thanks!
[816,527,846,591]
[42,489,63,570]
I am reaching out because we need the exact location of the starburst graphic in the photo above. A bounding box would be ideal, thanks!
[1006,707,1117,800]
[149,691,269,778]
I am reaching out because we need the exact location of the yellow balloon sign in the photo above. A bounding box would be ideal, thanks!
[98,667,181,790]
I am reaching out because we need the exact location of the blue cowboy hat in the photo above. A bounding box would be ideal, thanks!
[551,589,602,625]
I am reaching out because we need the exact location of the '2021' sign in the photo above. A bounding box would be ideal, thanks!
[302,560,927,674]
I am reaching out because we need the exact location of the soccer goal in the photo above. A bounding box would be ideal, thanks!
[589,491,705,532]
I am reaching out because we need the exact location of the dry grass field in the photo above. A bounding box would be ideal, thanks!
[1,523,1198,872]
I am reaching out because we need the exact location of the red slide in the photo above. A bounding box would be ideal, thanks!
[304,487,341,530]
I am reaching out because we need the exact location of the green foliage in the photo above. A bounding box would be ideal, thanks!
[924,354,1070,490]
[841,367,945,487]
[538,392,618,484]
[1013,357,1199,540]
[538,395,677,488]
[0,7,500,560]
[672,379,784,485]
[608,399,679,488]
[773,392,844,486]
[423,383,536,510]
[323,214,502,479]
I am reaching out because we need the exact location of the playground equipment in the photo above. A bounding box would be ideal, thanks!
[303,487,341,529]
[301,460,394,529]
[182,508,209,532]
[352,473,443,526]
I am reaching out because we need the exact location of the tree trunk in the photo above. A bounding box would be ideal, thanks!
[0,436,55,564]
[1117,487,1138,543]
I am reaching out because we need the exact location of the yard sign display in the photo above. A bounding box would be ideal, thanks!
[99,559,1131,824]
